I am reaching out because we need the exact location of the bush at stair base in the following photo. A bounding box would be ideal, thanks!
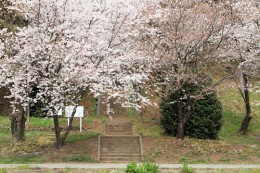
[126,162,160,173]
[160,82,223,140]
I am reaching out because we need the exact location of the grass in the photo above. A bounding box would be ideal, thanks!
[61,154,96,162]
[65,131,98,144]
[0,154,46,163]
[0,115,101,163]
[0,116,10,128]
[17,164,31,170]
[0,169,7,173]
[0,86,259,165]
[218,88,260,144]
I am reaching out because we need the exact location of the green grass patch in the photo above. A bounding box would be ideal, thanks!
[65,131,98,144]
[0,129,11,147]
[218,88,260,144]
[17,164,31,170]
[218,157,231,163]
[190,158,207,164]
[61,154,96,162]
[0,155,46,164]
[0,116,10,129]
[0,168,7,173]
[29,117,53,127]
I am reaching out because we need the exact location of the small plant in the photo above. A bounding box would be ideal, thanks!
[44,170,54,173]
[141,162,160,173]
[61,154,96,162]
[179,157,188,164]
[0,168,7,173]
[181,163,193,173]
[126,162,139,173]
[126,162,159,173]
[17,164,31,170]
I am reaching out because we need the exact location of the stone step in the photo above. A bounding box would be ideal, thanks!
[99,135,142,162]
[101,148,140,152]
[101,143,140,146]
[100,156,141,162]
[101,144,140,147]
[100,139,140,143]
[105,121,133,135]
[105,118,132,123]
[100,138,139,144]
[101,154,141,158]
[100,151,141,157]
[101,136,138,139]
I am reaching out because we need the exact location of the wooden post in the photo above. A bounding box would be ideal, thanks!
[96,95,101,117]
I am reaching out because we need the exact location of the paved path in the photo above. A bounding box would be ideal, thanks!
[1,163,260,169]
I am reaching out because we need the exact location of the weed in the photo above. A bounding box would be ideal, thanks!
[181,163,193,173]
[191,158,207,164]
[0,168,7,173]
[61,154,96,162]
[238,154,249,160]
[179,157,188,164]
[44,170,54,173]
[218,157,231,163]
[17,164,31,169]
[65,132,98,144]
[126,162,160,173]
[0,155,46,164]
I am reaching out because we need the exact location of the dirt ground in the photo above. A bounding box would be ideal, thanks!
[34,134,260,164]
[45,137,98,162]
[39,114,260,164]
[142,137,260,164]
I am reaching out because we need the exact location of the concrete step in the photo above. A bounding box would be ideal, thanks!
[100,151,141,157]
[101,136,138,139]
[104,120,133,135]
[99,135,142,162]
[101,153,141,157]
[100,140,140,143]
[100,156,141,162]
[105,118,132,123]
[101,143,140,147]
[101,144,140,148]
[101,148,140,152]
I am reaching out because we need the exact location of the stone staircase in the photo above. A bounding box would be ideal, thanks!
[99,113,142,162]
[99,136,142,162]
[104,118,133,136]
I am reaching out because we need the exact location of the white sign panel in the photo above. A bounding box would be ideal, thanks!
[49,107,62,116]
[55,107,62,116]
[65,106,84,117]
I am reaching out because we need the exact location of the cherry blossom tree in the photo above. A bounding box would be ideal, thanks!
[139,0,233,139]
[219,0,260,134]
[0,0,151,148]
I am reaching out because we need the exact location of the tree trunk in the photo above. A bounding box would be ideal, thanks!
[176,118,185,140]
[240,73,252,135]
[61,116,74,145]
[10,106,26,142]
[53,106,77,149]
[176,98,185,140]
[53,115,62,149]
[96,95,101,117]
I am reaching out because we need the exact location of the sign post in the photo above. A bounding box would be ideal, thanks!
[65,106,84,132]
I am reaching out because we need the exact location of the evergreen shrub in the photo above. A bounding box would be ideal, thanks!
[160,81,223,139]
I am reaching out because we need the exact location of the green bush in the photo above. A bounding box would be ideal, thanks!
[181,163,194,173]
[126,162,159,173]
[160,80,223,139]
